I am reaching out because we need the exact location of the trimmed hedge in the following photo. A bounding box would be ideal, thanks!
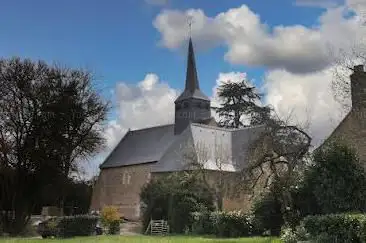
[191,210,255,238]
[58,215,99,238]
[38,215,99,238]
[281,214,366,243]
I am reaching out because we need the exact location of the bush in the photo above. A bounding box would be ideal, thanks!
[191,210,253,238]
[37,217,60,238]
[280,225,309,243]
[212,211,253,238]
[281,214,366,243]
[303,214,366,242]
[252,191,284,236]
[297,141,366,216]
[57,215,98,238]
[140,172,214,234]
[101,206,121,235]
[190,209,214,235]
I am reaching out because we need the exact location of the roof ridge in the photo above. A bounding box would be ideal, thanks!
[191,123,266,132]
[130,123,174,132]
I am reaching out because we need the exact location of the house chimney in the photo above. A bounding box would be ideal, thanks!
[350,65,366,110]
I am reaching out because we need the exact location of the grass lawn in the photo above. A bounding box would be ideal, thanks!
[0,235,281,243]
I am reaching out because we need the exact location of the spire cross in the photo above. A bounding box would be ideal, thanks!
[187,16,194,38]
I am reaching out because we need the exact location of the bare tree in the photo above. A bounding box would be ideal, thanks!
[242,111,312,227]
[180,137,236,211]
[330,13,366,111]
[0,58,109,235]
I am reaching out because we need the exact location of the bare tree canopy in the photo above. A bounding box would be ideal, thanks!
[0,57,109,235]
[243,112,312,227]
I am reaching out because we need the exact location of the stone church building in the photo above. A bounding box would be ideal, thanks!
[321,65,366,163]
[90,38,267,220]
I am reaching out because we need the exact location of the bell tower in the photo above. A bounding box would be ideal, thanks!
[174,38,211,135]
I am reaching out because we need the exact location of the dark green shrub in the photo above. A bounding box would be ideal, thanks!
[108,220,120,235]
[252,191,284,236]
[211,211,252,238]
[37,217,60,238]
[57,215,98,238]
[298,141,366,215]
[140,172,214,234]
[301,214,366,243]
[191,210,253,238]
[190,209,214,235]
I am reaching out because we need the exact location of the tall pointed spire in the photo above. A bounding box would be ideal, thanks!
[175,38,209,102]
[174,37,212,135]
[185,37,199,92]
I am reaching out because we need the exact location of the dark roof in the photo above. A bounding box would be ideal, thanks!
[100,124,176,169]
[175,38,209,103]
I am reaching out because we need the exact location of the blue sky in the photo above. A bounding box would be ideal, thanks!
[2,0,363,175]
[0,0,326,97]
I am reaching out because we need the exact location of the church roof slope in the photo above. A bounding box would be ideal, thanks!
[151,123,266,173]
[100,124,176,169]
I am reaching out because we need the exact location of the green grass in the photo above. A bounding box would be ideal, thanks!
[0,235,281,243]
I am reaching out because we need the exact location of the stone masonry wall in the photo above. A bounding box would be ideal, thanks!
[90,163,152,220]
[325,109,366,166]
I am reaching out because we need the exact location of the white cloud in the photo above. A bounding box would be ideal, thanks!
[86,74,179,176]
[264,67,348,146]
[105,73,178,150]
[153,3,365,74]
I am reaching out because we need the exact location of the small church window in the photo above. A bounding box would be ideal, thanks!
[122,172,131,185]
[183,102,189,108]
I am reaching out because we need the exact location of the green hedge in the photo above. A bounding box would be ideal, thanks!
[191,210,255,238]
[281,214,366,243]
[57,215,98,238]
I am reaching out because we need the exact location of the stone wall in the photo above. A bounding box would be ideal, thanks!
[90,163,152,220]
[321,65,366,166]
[324,109,366,165]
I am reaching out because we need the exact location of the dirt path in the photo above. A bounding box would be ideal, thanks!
[120,221,142,235]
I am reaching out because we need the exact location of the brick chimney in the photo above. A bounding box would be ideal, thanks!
[350,65,366,110]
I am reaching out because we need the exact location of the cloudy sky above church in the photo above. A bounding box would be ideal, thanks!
[1,0,365,176]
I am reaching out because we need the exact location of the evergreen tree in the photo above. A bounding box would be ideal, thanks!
[297,140,366,215]
[215,80,270,128]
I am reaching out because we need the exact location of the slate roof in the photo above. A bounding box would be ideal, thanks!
[100,124,176,169]
[100,122,266,172]
[151,123,266,173]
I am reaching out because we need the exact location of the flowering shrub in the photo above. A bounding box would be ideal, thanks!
[101,206,121,235]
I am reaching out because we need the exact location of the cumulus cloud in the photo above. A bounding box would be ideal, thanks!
[264,67,348,146]
[86,74,178,177]
[104,73,178,150]
[153,3,365,74]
